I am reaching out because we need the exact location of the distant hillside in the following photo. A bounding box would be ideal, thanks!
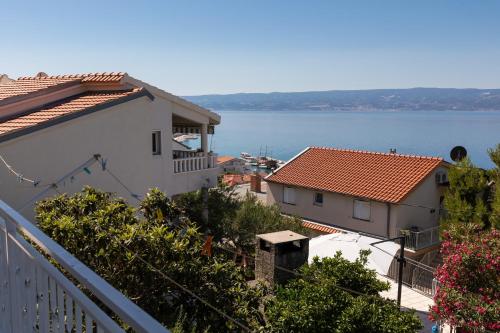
[184,88,500,111]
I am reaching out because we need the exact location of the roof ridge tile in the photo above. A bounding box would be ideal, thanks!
[308,146,443,161]
[267,146,445,203]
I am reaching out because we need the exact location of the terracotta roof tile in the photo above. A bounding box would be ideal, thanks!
[0,89,141,136]
[17,72,126,83]
[217,155,237,164]
[0,78,79,101]
[266,147,444,203]
[0,73,127,102]
[302,221,343,234]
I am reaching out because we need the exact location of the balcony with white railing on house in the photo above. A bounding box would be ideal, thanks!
[0,200,170,333]
[400,226,440,251]
[173,152,218,173]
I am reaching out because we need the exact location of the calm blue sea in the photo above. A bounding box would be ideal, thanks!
[201,110,500,168]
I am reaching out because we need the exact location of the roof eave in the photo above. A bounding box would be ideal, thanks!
[124,75,221,124]
[0,89,154,144]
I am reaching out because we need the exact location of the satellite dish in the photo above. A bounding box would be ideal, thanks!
[450,146,467,162]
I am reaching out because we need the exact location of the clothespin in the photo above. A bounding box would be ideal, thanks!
[100,158,107,171]
[201,235,214,257]
[83,167,91,175]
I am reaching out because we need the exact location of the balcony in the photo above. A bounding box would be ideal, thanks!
[0,200,169,333]
[400,226,440,251]
[173,153,218,173]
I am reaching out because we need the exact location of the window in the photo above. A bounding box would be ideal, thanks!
[314,192,323,206]
[152,131,161,155]
[353,199,371,221]
[283,186,296,205]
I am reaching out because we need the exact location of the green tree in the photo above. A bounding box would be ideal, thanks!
[230,193,308,254]
[175,186,309,255]
[441,158,490,235]
[36,187,264,332]
[175,184,240,240]
[487,144,500,229]
[264,251,423,333]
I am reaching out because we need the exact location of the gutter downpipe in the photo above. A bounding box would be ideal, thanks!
[386,202,391,238]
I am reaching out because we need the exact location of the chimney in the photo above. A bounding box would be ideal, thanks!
[250,173,261,193]
[255,230,309,286]
[0,74,13,84]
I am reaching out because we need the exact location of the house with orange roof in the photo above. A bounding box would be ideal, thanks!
[217,155,247,173]
[0,72,220,219]
[265,147,450,250]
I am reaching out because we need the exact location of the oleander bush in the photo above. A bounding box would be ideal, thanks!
[430,228,500,332]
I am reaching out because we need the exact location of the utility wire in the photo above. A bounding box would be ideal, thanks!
[103,230,254,332]
[213,244,373,298]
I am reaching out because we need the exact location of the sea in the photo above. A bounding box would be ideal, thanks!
[193,110,500,169]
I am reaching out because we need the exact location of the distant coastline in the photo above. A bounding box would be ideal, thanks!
[184,88,500,112]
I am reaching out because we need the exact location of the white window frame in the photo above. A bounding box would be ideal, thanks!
[152,130,162,155]
[353,199,371,221]
[283,186,296,205]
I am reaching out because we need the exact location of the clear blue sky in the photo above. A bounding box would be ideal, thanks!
[2,0,500,95]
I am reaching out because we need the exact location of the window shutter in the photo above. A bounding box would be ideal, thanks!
[284,187,296,204]
[353,200,370,220]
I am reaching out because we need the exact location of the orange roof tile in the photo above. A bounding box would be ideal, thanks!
[0,73,126,102]
[0,89,143,137]
[266,147,444,203]
[217,156,237,164]
[0,77,78,101]
[222,174,252,186]
[302,221,343,234]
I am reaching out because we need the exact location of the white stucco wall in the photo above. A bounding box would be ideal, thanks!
[393,166,447,232]
[266,182,392,238]
[0,93,218,221]
[266,166,446,238]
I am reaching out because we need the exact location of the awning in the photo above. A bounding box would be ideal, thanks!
[308,233,399,275]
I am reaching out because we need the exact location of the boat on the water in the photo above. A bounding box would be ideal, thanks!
[240,152,252,159]
[240,147,282,170]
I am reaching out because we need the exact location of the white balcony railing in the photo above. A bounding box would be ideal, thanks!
[0,200,170,333]
[400,226,440,251]
[173,154,218,173]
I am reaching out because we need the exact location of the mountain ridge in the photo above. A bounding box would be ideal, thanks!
[183,87,500,111]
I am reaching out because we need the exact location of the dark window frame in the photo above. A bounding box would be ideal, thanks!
[152,130,162,155]
[314,192,323,206]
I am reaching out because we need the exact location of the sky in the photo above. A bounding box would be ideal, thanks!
[2,0,500,95]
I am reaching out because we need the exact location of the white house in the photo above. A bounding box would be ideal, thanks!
[217,155,248,173]
[265,147,449,251]
[0,72,220,219]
